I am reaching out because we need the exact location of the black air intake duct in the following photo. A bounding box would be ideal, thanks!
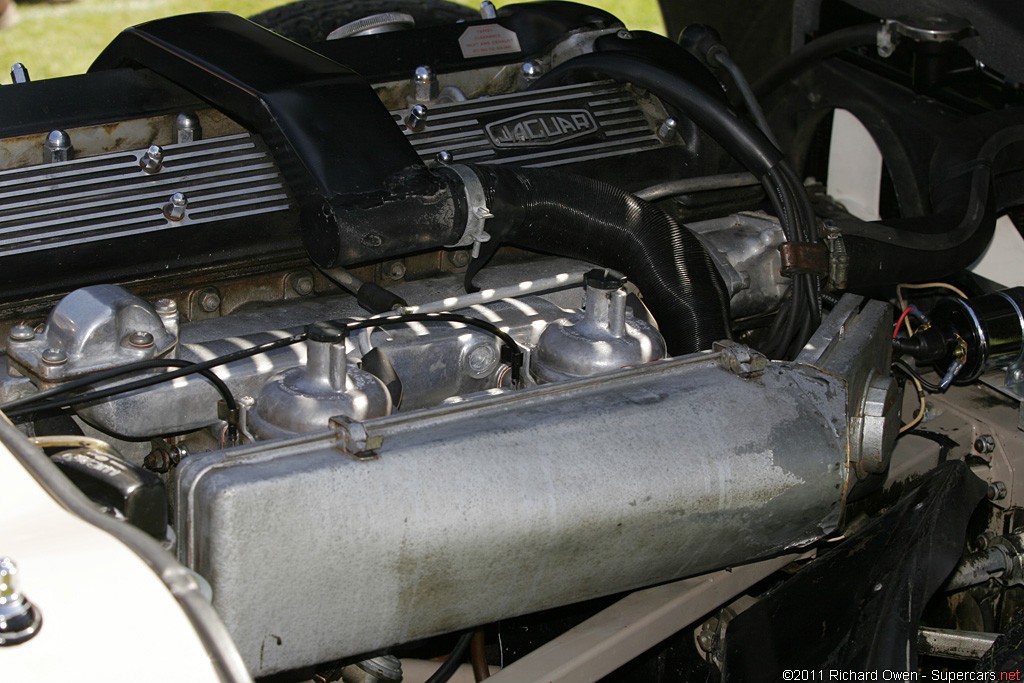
[463,165,731,355]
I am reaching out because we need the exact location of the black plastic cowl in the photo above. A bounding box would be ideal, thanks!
[91,12,465,265]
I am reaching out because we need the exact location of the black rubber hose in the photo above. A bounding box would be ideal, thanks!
[838,107,1024,289]
[425,631,475,683]
[469,165,731,355]
[533,52,783,176]
[753,23,882,98]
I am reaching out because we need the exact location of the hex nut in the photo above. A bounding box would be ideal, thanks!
[199,290,221,313]
[988,481,1008,501]
[289,273,315,296]
[447,250,471,268]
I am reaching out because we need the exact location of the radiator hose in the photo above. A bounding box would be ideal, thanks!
[837,107,1024,289]
[456,165,731,356]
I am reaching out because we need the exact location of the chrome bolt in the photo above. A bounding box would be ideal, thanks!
[175,111,202,144]
[238,395,256,408]
[447,250,471,268]
[657,117,678,140]
[43,130,73,164]
[10,63,29,84]
[154,298,178,315]
[139,145,164,173]
[0,557,42,646]
[616,29,633,40]
[479,0,497,19]
[384,260,407,281]
[435,150,454,164]
[0,557,21,604]
[975,434,996,454]
[521,61,543,82]
[987,481,1008,501]
[41,347,67,366]
[8,324,35,343]
[199,289,221,313]
[170,444,187,465]
[125,330,155,349]
[163,192,188,221]
[405,104,428,132]
[414,65,438,102]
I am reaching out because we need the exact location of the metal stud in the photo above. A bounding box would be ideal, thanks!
[10,63,29,84]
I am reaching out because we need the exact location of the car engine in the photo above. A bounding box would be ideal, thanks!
[2,1,1024,680]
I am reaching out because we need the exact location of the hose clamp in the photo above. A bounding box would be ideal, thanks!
[823,221,849,290]
[779,242,828,277]
[444,164,494,258]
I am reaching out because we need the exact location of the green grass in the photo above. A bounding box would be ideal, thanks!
[0,0,663,83]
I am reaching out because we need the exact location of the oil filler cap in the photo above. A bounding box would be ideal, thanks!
[0,557,42,646]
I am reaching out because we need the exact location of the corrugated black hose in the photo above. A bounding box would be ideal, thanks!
[463,165,731,356]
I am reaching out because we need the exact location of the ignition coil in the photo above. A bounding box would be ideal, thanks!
[894,287,1024,388]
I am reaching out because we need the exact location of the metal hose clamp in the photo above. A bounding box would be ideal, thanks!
[443,164,494,258]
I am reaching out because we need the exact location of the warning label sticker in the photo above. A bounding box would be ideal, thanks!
[458,24,523,59]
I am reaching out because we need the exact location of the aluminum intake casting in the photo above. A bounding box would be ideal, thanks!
[174,295,892,676]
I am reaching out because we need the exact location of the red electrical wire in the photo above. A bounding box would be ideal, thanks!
[893,307,913,339]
